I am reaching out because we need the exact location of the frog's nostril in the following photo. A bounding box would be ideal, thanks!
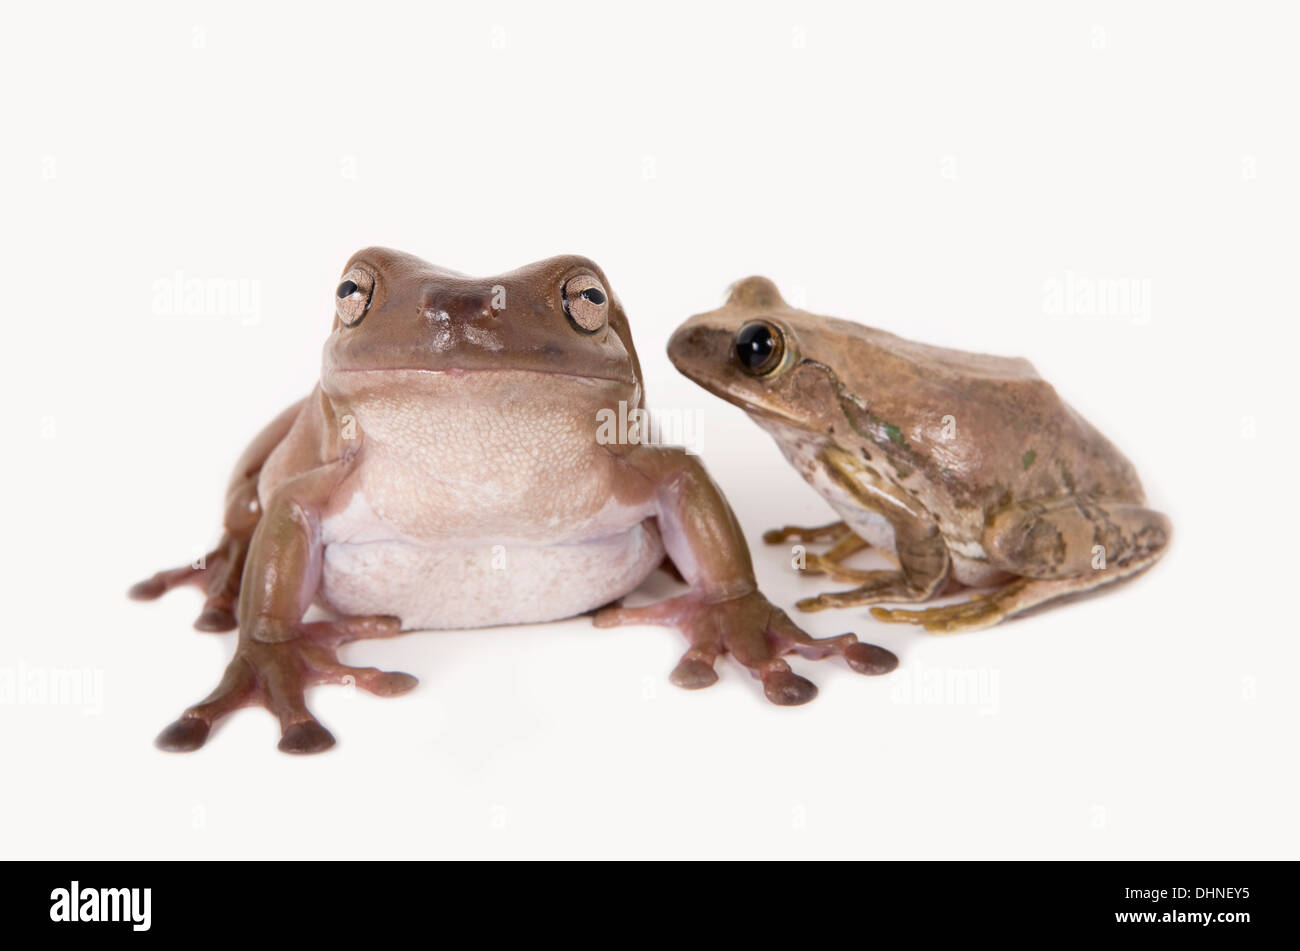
[423,289,500,325]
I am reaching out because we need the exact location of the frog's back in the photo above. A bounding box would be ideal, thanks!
[828,319,1039,383]
[816,319,1147,508]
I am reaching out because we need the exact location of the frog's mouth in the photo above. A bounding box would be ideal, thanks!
[326,366,637,387]
[322,366,640,409]
[669,356,810,429]
[688,376,810,428]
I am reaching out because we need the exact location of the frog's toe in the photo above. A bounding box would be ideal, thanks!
[128,566,198,601]
[155,716,211,752]
[340,666,420,697]
[155,631,411,753]
[800,553,864,582]
[278,720,336,755]
[761,666,819,706]
[843,642,900,675]
[128,548,231,603]
[128,576,168,600]
[765,609,898,677]
[293,639,419,698]
[670,652,720,690]
[591,595,690,630]
[591,605,637,628]
[762,521,851,545]
[369,670,420,697]
[795,595,831,612]
[193,606,237,633]
[597,591,894,705]
[870,589,1013,634]
[300,614,404,646]
[796,572,932,612]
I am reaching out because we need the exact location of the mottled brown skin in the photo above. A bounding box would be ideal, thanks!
[668,276,1171,632]
[130,250,897,754]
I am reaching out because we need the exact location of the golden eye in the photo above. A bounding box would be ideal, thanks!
[562,275,609,333]
[335,265,375,326]
[734,320,786,375]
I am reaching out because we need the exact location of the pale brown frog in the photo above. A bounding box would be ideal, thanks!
[668,276,1171,633]
[130,250,897,753]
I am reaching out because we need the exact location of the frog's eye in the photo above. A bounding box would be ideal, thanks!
[334,266,375,327]
[562,275,609,333]
[734,320,786,376]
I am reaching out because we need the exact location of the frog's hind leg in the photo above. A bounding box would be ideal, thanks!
[128,532,250,632]
[190,530,250,631]
[129,399,305,632]
[128,474,260,632]
[870,550,1162,633]
[871,498,1171,633]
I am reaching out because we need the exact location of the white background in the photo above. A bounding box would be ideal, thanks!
[2,1,1296,859]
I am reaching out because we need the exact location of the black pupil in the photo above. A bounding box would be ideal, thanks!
[580,287,606,305]
[735,323,778,371]
[337,280,358,299]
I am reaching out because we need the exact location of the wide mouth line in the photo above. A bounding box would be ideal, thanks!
[328,366,636,386]
[678,371,803,426]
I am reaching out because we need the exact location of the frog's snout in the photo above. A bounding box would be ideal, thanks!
[666,323,698,363]
[667,321,709,371]
[422,289,498,329]
[667,318,735,384]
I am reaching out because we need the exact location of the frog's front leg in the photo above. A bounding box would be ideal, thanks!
[595,447,897,705]
[762,521,874,581]
[794,450,950,612]
[155,464,416,753]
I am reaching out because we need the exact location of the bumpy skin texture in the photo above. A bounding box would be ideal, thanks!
[667,277,1171,633]
[131,250,897,754]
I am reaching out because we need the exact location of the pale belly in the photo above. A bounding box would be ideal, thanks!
[307,377,666,629]
[317,487,664,630]
[318,523,663,630]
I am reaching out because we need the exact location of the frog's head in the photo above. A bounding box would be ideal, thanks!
[322,247,643,403]
[668,276,846,429]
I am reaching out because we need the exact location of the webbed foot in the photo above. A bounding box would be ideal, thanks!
[594,590,897,706]
[155,615,415,754]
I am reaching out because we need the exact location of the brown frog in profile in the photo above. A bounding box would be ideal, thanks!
[668,276,1170,633]
[130,250,897,753]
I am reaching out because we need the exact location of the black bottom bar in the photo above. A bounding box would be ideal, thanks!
[7,860,1286,941]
